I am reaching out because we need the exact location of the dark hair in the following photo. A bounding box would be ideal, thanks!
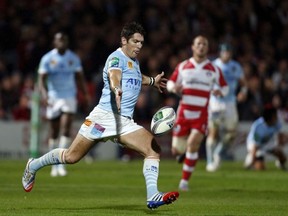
[219,43,232,52]
[120,22,146,40]
[262,105,277,123]
[54,32,69,42]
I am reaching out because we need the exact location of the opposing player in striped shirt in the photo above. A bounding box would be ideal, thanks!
[167,35,229,191]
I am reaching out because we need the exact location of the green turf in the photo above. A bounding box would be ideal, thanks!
[1,159,288,216]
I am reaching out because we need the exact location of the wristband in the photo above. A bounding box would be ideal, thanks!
[114,86,121,94]
[149,77,155,86]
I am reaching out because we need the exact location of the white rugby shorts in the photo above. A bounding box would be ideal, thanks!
[46,98,77,119]
[208,101,238,130]
[78,107,143,141]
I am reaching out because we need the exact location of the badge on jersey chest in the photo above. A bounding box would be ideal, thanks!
[128,61,133,69]
[50,60,57,66]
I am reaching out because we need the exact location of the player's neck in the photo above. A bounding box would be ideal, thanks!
[193,56,207,64]
[57,49,67,55]
[121,47,136,61]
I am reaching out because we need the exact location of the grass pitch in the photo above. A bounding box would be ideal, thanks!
[1,159,288,216]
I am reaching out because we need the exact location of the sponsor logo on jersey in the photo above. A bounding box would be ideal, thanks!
[206,71,212,77]
[125,78,141,90]
[128,61,133,69]
[108,57,119,68]
[186,79,210,86]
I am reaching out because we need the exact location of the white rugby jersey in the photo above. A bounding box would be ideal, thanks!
[168,58,228,119]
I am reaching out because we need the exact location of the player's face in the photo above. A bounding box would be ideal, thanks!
[54,33,68,51]
[192,36,208,58]
[220,50,232,62]
[121,33,144,59]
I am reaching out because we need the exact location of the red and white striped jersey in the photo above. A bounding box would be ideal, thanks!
[168,57,228,134]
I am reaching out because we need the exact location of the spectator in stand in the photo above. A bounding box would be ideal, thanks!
[12,94,31,121]
[0,75,19,119]
[272,59,288,122]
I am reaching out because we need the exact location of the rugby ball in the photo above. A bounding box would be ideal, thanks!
[151,106,176,136]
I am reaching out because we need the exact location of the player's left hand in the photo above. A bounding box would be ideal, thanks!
[237,92,247,102]
[154,71,167,93]
[212,89,223,97]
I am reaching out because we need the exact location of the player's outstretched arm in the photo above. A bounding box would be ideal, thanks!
[142,72,167,93]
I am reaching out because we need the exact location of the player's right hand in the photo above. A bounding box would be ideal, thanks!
[114,86,122,113]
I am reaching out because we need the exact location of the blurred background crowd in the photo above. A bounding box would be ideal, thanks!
[0,0,288,123]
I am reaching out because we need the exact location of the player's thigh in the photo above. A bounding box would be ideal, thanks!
[60,113,74,131]
[65,133,97,163]
[187,129,204,152]
[224,104,238,130]
[172,136,188,155]
[119,128,159,157]
[207,123,219,139]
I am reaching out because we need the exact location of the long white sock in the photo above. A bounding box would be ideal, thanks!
[48,138,58,151]
[59,136,71,148]
[206,137,216,164]
[214,142,223,162]
[143,159,159,199]
[29,148,66,172]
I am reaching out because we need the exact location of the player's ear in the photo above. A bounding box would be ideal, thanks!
[121,37,127,46]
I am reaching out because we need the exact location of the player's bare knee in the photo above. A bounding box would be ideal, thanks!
[143,138,161,157]
[142,140,160,158]
[151,138,161,153]
[171,147,178,156]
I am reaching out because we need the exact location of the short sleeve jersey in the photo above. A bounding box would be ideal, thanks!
[246,117,282,147]
[211,58,243,103]
[97,48,142,118]
[38,49,82,99]
[169,58,227,116]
